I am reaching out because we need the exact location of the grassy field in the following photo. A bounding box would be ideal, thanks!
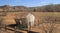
[0,12,60,33]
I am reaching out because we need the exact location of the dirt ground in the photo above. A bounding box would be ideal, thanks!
[0,12,60,33]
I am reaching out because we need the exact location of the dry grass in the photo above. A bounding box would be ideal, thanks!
[0,12,60,33]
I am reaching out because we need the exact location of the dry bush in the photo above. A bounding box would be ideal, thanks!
[38,16,60,33]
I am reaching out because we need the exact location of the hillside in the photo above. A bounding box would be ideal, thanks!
[0,4,60,12]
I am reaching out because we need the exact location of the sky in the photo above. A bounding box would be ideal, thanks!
[0,0,60,7]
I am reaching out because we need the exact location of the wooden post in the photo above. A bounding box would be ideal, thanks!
[5,25,7,31]
[38,19,40,28]
[14,26,17,33]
